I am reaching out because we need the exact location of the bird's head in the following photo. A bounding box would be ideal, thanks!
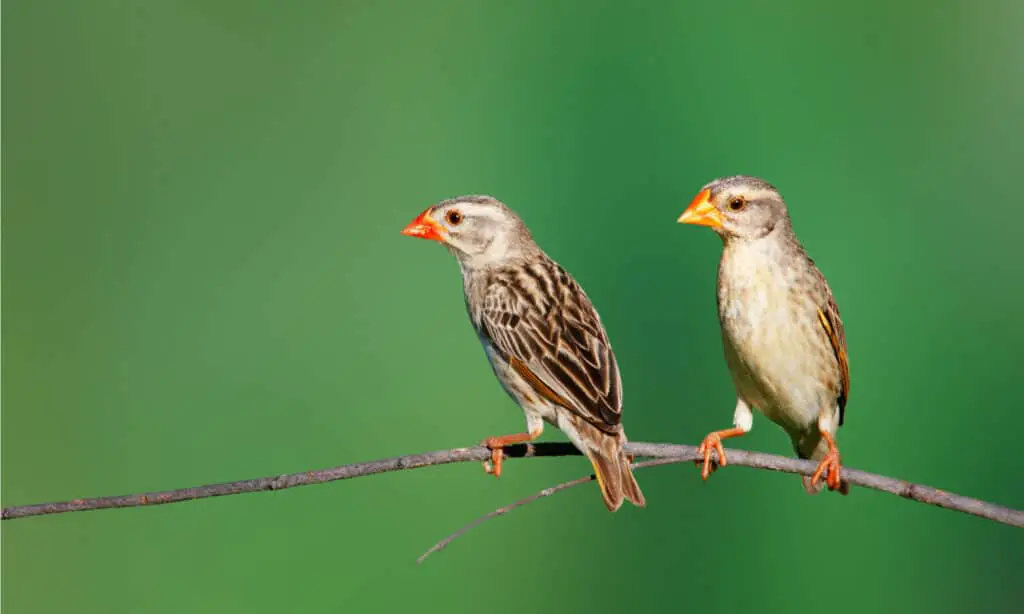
[678,175,791,241]
[401,195,537,267]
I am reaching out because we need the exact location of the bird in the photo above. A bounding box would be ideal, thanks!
[400,195,645,511]
[677,175,850,494]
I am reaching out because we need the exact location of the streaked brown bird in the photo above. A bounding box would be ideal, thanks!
[678,176,850,494]
[401,195,645,511]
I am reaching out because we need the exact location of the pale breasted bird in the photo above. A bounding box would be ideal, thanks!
[677,176,850,494]
[401,196,645,511]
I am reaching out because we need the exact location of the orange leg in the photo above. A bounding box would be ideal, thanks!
[810,431,843,491]
[695,427,748,481]
[482,429,542,478]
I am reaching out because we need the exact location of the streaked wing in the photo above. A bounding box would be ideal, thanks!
[477,260,622,433]
[815,275,849,426]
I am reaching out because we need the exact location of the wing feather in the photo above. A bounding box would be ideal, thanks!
[816,278,850,426]
[477,261,622,433]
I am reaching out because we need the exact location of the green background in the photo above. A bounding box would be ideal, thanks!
[4,2,1023,612]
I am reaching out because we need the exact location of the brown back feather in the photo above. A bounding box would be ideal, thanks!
[476,259,623,434]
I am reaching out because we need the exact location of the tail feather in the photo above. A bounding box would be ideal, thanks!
[588,451,646,512]
[620,458,646,507]
[563,414,645,511]
[801,475,850,496]
[801,475,849,495]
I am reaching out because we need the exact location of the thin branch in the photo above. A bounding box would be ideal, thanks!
[417,475,593,564]
[3,442,1022,534]
[0,443,565,520]
[417,457,679,564]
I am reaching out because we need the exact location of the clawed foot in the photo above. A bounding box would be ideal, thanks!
[482,437,506,478]
[810,433,843,491]
[696,432,728,480]
[480,429,543,479]
[693,426,748,481]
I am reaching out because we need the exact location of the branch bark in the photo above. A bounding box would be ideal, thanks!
[3,441,1022,532]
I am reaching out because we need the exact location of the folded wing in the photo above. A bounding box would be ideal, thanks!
[477,261,622,434]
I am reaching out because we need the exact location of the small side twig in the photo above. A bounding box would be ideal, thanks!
[417,476,594,564]
[417,457,679,564]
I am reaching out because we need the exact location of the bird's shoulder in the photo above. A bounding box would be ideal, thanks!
[479,259,584,318]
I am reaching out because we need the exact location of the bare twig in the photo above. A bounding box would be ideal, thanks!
[417,457,679,564]
[417,475,594,564]
[3,442,1022,534]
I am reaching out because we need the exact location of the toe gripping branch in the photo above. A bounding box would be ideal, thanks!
[695,427,748,480]
[810,431,844,492]
[482,430,543,478]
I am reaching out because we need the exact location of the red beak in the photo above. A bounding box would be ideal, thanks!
[401,208,446,242]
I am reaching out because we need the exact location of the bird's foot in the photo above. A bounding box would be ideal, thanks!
[481,440,505,478]
[695,432,728,480]
[810,432,843,491]
[481,429,543,479]
[694,426,747,481]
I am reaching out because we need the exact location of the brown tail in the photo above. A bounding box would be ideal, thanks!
[801,475,850,496]
[587,450,646,512]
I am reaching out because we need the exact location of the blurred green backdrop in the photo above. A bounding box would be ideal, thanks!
[4,1,1023,612]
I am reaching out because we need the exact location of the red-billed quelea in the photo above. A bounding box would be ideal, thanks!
[678,176,850,494]
[401,196,645,511]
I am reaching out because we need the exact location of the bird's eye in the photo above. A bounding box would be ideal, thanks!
[446,210,463,226]
[728,197,746,211]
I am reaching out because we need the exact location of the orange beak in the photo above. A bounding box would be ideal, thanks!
[678,188,724,229]
[401,208,446,243]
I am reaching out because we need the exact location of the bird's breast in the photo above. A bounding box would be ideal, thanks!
[717,244,830,430]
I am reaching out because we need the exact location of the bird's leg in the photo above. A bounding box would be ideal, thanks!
[810,430,843,492]
[482,428,543,478]
[695,399,753,480]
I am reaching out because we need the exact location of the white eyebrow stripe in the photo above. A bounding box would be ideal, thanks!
[723,187,778,203]
[451,202,507,222]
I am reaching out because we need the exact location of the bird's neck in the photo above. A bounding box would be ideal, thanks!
[454,241,543,276]
[721,219,797,257]
[719,226,804,288]
[723,233,783,261]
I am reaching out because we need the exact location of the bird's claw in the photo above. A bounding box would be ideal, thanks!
[810,446,842,491]
[482,438,504,479]
[696,433,728,480]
